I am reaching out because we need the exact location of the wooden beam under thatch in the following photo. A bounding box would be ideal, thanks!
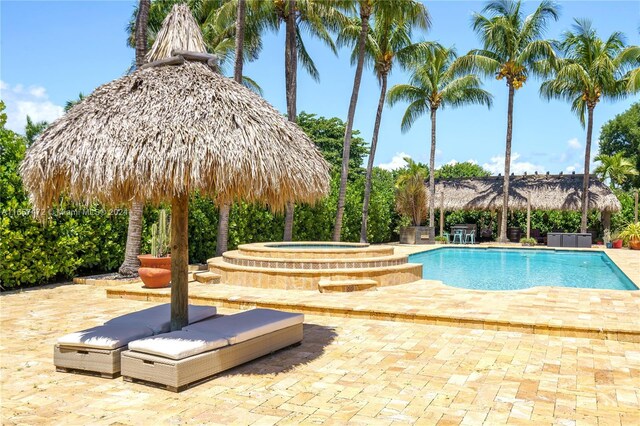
[428,174,621,212]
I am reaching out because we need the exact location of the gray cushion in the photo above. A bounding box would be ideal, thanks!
[127,330,229,360]
[57,324,154,350]
[105,304,217,334]
[183,308,304,345]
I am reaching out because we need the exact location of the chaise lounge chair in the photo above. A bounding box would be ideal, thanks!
[120,308,304,392]
[54,304,217,378]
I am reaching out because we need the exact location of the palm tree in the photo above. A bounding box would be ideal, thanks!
[119,0,150,276]
[540,20,639,231]
[338,13,431,242]
[333,0,429,241]
[594,153,638,189]
[452,0,559,242]
[24,116,48,146]
[216,0,249,257]
[256,0,345,241]
[64,93,86,112]
[388,44,493,241]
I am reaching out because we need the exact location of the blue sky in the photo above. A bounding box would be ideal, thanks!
[2,0,639,174]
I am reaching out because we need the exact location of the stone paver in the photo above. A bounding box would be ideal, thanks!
[2,284,639,424]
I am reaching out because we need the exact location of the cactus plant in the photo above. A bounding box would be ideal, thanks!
[150,209,171,257]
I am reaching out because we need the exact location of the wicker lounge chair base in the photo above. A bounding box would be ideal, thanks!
[121,324,303,392]
[54,345,125,378]
[54,304,217,378]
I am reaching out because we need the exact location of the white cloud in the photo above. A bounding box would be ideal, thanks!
[565,165,577,173]
[567,138,581,150]
[377,152,412,170]
[482,152,546,175]
[1,80,64,133]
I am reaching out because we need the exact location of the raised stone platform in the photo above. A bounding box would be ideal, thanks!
[208,242,422,291]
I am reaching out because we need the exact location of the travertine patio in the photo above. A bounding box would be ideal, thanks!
[2,283,639,424]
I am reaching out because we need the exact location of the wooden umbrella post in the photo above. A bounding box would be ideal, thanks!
[439,192,444,237]
[526,194,531,239]
[171,191,189,331]
[635,190,638,223]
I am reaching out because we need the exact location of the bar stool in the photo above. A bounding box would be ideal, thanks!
[452,230,464,244]
[465,230,475,244]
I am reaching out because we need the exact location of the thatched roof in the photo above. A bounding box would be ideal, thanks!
[428,174,621,212]
[20,4,330,213]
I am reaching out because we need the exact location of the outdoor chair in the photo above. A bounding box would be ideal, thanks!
[465,230,476,244]
[121,308,304,392]
[452,230,464,244]
[54,304,217,378]
[441,232,451,243]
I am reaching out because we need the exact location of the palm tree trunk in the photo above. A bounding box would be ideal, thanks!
[334,3,370,241]
[118,201,144,276]
[360,73,388,243]
[283,0,297,241]
[234,0,246,83]
[499,83,515,243]
[215,203,230,256]
[428,107,437,242]
[581,106,595,233]
[119,0,150,276]
[216,0,247,256]
[134,0,150,66]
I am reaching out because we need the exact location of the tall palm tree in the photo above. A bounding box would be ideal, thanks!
[333,0,429,241]
[594,153,639,189]
[256,0,345,240]
[338,13,431,242]
[540,19,639,231]
[119,0,150,276]
[452,0,559,242]
[388,44,493,241]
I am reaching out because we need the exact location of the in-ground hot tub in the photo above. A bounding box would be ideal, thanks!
[208,242,422,290]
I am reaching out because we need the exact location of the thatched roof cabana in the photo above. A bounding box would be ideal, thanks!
[20,4,330,329]
[428,174,621,213]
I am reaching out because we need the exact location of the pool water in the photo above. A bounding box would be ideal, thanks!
[409,248,637,291]
[265,244,363,249]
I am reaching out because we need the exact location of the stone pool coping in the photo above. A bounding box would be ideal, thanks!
[106,279,640,343]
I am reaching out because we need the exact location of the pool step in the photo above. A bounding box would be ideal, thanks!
[192,271,221,284]
[318,279,377,293]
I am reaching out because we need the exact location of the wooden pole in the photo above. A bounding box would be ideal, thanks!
[439,193,444,237]
[602,211,611,235]
[635,190,638,223]
[496,210,502,242]
[526,195,531,239]
[170,192,189,331]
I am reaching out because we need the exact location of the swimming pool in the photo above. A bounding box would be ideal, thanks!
[409,247,637,291]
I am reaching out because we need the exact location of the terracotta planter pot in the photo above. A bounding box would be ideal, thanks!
[629,239,640,250]
[138,267,171,288]
[138,254,171,270]
[612,239,623,249]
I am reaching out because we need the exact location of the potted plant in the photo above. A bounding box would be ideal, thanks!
[519,237,536,246]
[138,209,172,288]
[611,230,623,249]
[435,235,448,244]
[603,229,612,249]
[618,222,640,250]
[396,173,429,244]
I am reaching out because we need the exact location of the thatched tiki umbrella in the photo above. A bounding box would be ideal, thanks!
[20,5,330,330]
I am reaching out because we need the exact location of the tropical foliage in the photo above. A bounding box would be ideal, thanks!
[598,102,640,189]
[594,153,638,189]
